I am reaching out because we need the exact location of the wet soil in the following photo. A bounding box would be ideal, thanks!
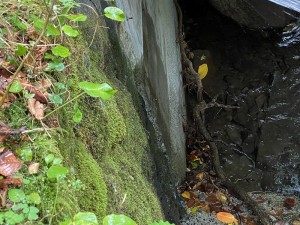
[179,0,300,196]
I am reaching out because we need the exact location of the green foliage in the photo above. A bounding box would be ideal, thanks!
[73,102,83,123]
[62,25,79,37]
[9,81,22,93]
[8,189,26,203]
[103,214,174,225]
[66,14,87,22]
[0,0,127,224]
[78,82,118,100]
[60,212,98,225]
[47,165,69,180]
[148,222,175,225]
[103,214,136,225]
[5,189,40,224]
[104,7,125,22]
[52,45,71,58]
[15,44,27,56]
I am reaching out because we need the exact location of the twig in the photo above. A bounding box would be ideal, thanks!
[0,0,57,108]
[0,127,57,135]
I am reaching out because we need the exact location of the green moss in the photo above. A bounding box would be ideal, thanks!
[58,136,107,219]
[52,23,164,223]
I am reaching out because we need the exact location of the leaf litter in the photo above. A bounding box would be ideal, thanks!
[180,123,300,224]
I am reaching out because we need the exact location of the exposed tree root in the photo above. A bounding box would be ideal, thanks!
[174,0,273,224]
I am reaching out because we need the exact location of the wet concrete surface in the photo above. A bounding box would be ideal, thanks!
[180,0,300,195]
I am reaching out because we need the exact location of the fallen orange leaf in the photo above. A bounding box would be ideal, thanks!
[216,212,238,224]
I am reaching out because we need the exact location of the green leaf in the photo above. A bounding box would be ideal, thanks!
[45,154,55,165]
[4,211,24,224]
[47,165,68,179]
[20,147,32,162]
[22,90,35,99]
[62,25,79,37]
[59,219,72,225]
[8,56,19,67]
[33,18,60,36]
[10,16,28,30]
[8,189,26,203]
[73,103,83,123]
[33,18,44,32]
[45,61,65,72]
[54,82,66,89]
[148,222,175,225]
[27,193,41,205]
[0,28,8,35]
[46,24,60,36]
[104,7,125,22]
[66,14,87,22]
[78,82,117,100]
[49,94,63,105]
[59,0,75,5]
[51,45,71,58]
[53,158,62,165]
[15,44,27,56]
[45,53,55,60]
[103,214,136,225]
[73,212,98,225]
[12,203,28,211]
[9,81,22,93]
[27,206,39,220]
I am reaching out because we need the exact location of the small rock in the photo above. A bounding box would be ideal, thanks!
[256,93,268,109]
[226,125,242,145]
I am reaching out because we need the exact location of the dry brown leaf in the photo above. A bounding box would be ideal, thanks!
[206,193,223,212]
[292,221,300,225]
[0,188,7,207]
[196,200,210,213]
[23,82,49,103]
[275,221,287,225]
[28,98,44,120]
[0,177,22,189]
[195,172,204,181]
[186,197,197,208]
[28,162,39,174]
[255,196,267,203]
[284,196,298,209]
[0,150,23,176]
[0,122,10,143]
[269,209,283,219]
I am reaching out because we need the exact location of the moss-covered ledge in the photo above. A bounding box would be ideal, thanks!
[54,16,164,224]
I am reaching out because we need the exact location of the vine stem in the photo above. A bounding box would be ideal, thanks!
[43,92,85,119]
[0,0,57,109]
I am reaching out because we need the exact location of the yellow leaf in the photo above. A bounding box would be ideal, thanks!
[181,191,191,199]
[216,212,238,224]
[216,191,227,203]
[198,63,208,80]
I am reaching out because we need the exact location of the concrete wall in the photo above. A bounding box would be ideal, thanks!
[78,0,187,222]
[114,0,186,188]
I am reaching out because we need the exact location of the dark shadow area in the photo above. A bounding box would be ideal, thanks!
[179,0,300,196]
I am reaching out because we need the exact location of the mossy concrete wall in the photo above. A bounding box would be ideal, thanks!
[55,11,165,225]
